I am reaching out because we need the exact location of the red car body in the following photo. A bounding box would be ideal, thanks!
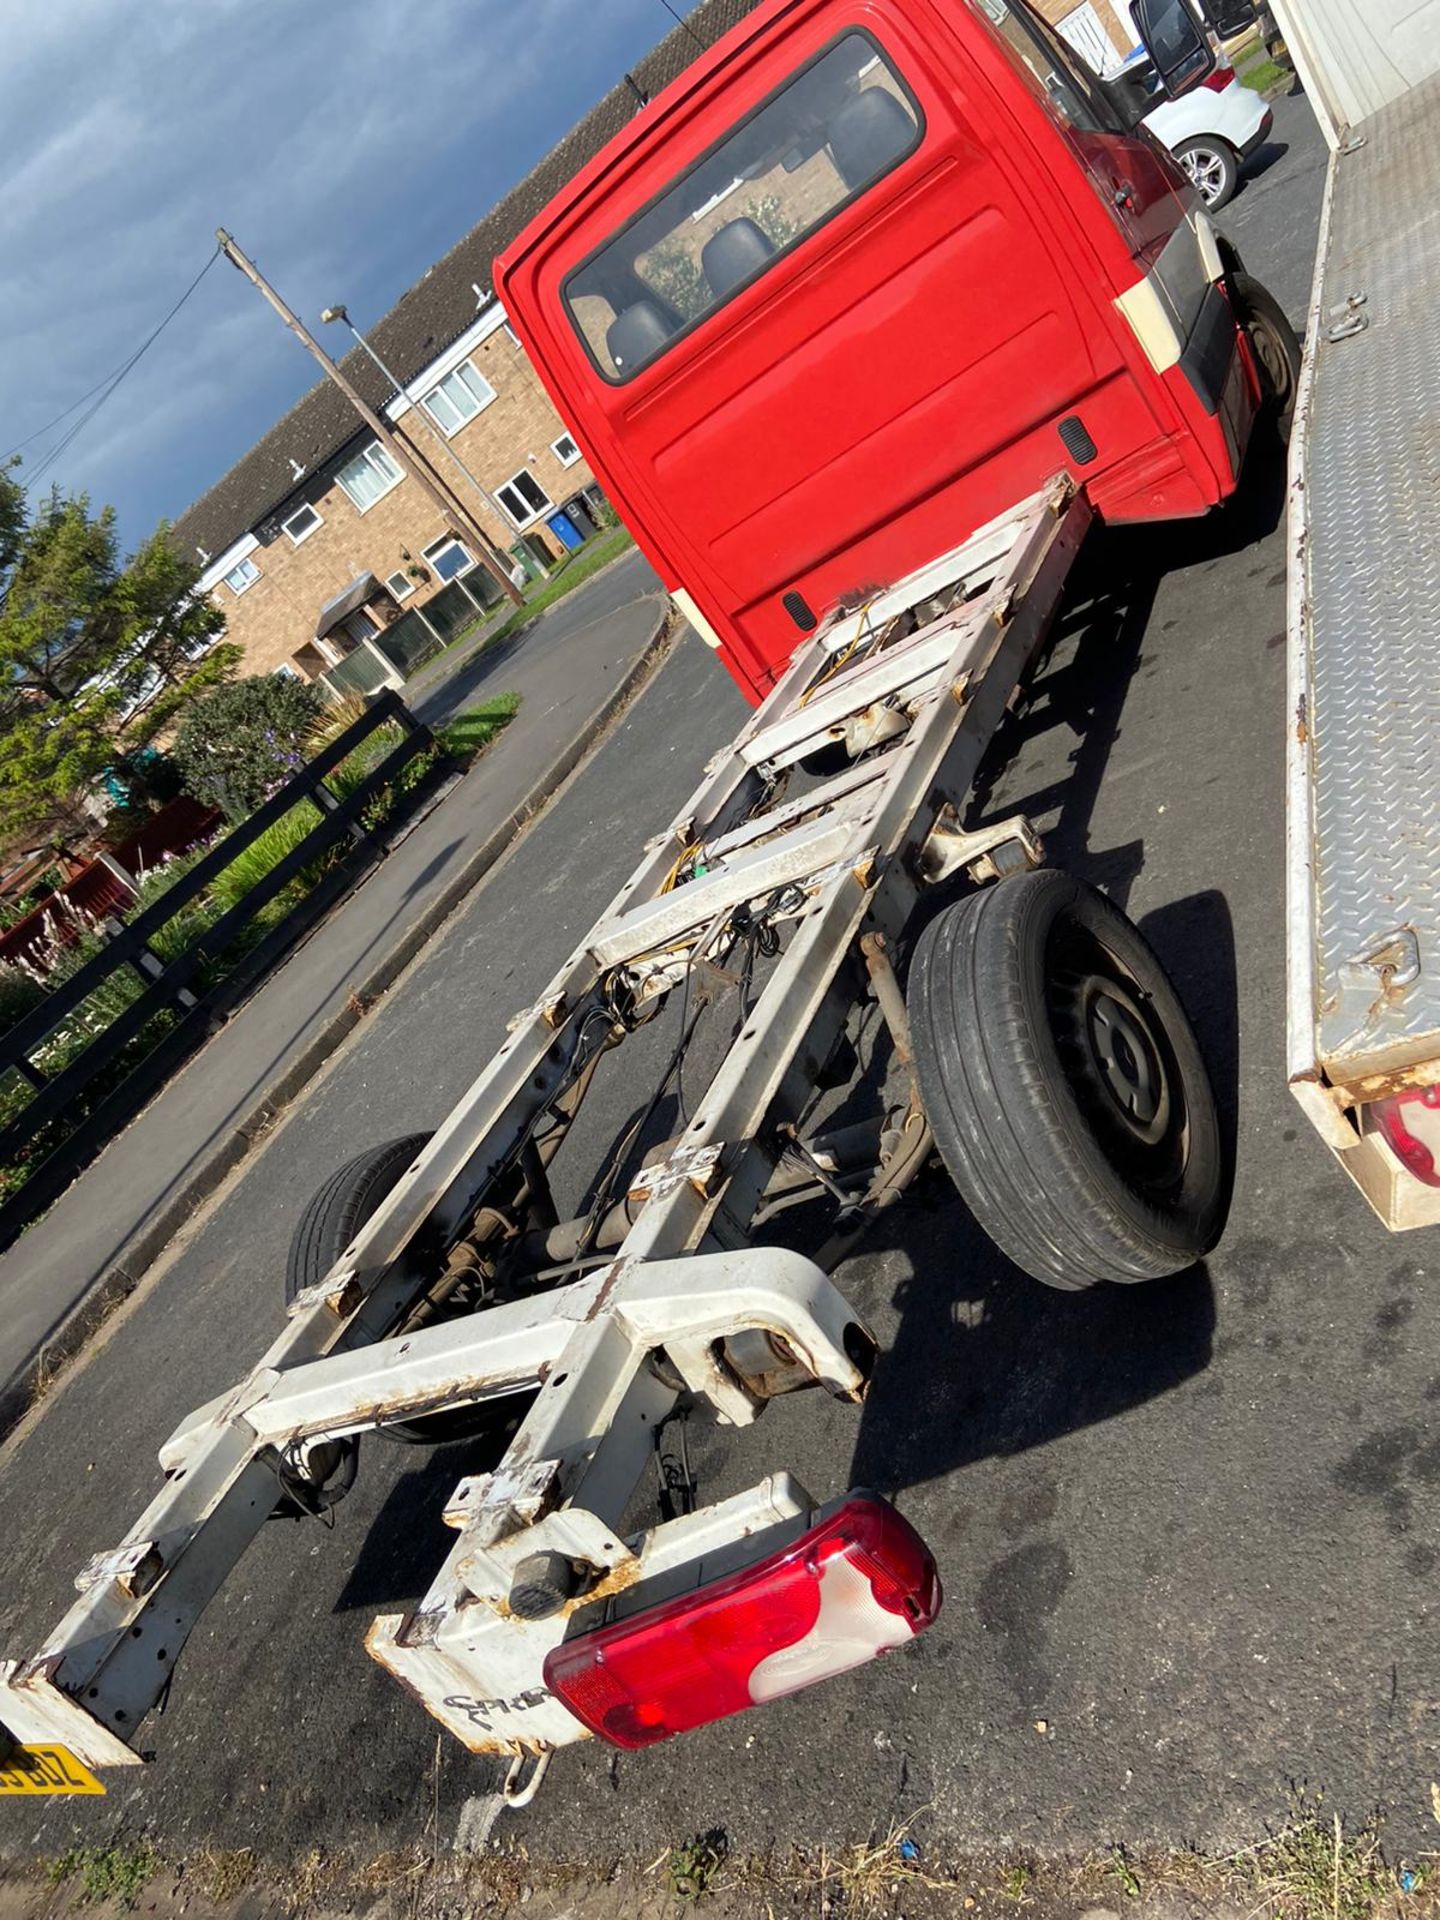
[498,0,1261,701]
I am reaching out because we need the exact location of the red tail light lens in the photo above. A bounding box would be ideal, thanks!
[1373,1085,1440,1186]
[1202,66,1235,91]
[543,1494,941,1750]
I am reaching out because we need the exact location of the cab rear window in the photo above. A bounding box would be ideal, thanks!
[563,30,923,383]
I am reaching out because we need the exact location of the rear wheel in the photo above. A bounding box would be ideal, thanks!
[1173,136,1239,209]
[1231,270,1302,442]
[287,1134,527,1445]
[906,871,1229,1290]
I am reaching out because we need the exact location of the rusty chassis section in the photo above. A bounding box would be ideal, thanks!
[1,483,1089,1799]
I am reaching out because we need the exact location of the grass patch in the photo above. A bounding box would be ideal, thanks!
[438,690,521,762]
[46,1841,160,1909]
[1225,1807,1394,1920]
[187,1847,256,1903]
[667,1832,728,1902]
[1240,56,1290,93]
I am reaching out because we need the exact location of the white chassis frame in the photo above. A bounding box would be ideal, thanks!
[1,484,1090,1790]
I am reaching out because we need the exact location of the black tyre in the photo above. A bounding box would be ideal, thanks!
[287,1133,524,1446]
[1173,136,1239,210]
[1231,271,1302,442]
[285,1134,431,1307]
[906,871,1229,1290]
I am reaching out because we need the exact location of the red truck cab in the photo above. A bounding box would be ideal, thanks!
[497,0,1264,701]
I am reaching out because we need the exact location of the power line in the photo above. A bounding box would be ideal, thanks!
[656,0,709,55]
[10,245,224,489]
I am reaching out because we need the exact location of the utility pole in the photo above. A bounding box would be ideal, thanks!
[322,304,510,529]
[216,229,522,606]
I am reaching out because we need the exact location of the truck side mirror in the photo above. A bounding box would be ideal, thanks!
[1132,0,1217,99]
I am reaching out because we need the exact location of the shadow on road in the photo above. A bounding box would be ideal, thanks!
[1238,138,1290,196]
[835,441,1281,1497]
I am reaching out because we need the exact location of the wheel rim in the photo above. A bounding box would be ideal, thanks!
[1046,923,1188,1191]
[1076,973,1171,1148]
[1180,146,1227,205]
[1245,308,1295,411]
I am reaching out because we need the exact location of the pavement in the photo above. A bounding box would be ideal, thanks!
[12,93,1428,1881]
[0,547,666,1430]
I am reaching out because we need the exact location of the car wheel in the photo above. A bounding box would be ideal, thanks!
[905,871,1230,1290]
[286,1134,531,1446]
[1230,271,1303,442]
[1173,137,1239,210]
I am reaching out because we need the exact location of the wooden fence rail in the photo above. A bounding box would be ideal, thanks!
[0,692,434,1249]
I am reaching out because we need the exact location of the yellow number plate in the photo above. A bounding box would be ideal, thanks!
[0,1744,105,1795]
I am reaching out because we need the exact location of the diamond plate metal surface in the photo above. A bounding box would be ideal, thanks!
[1305,74,1440,1081]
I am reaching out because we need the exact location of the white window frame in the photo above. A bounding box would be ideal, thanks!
[551,433,582,468]
[224,556,260,596]
[495,469,553,530]
[336,440,404,513]
[384,568,416,602]
[281,502,323,546]
[422,536,476,583]
[420,359,497,437]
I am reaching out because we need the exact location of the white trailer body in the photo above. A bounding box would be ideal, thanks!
[1274,0,1440,1226]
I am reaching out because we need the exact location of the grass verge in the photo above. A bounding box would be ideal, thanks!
[1240,56,1290,93]
[437,690,521,761]
[44,1843,159,1911]
[12,1806,1425,1920]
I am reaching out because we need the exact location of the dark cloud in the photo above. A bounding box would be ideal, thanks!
[0,0,686,550]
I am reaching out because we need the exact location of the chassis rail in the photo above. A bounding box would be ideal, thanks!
[1,483,1089,1778]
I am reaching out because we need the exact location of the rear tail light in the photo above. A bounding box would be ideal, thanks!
[1372,1086,1440,1187]
[1202,66,1236,91]
[543,1493,941,1749]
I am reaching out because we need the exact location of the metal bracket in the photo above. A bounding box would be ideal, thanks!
[1327,293,1370,341]
[917,811,1044,886]
[1325,927,1422,1060]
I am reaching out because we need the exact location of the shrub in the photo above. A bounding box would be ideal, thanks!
[0,964,44,1037]
[173,675,325,821]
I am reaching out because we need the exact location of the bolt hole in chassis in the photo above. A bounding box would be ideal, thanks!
[0,483,1215,1800]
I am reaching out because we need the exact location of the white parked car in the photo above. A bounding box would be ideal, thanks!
[1141,63,1274,209]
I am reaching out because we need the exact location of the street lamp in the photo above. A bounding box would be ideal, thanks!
[321,303,519,583]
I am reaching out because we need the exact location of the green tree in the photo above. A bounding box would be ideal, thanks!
[171,674,325,821]
[0,467,239,841]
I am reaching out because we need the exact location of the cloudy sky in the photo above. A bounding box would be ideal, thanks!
[0,0,699,554]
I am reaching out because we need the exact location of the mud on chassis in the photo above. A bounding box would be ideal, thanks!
[0,484,1228,1802]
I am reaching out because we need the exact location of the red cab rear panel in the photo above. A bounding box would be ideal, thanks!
[497,0,1257,699]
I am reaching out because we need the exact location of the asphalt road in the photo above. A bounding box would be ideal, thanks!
[12,94,1426,1873]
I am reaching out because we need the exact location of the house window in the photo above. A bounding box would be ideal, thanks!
[551,434,581,468]
[336,440,403,512]
[422,536,475,583]
[281,502,322,545]
[224,556,260,595]
[384,568,416,602]
[420,360,496,435]
[495,469,552,528]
